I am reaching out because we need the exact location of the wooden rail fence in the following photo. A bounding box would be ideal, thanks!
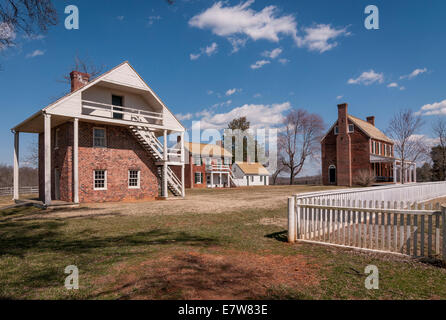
[0,186,38,196]
[288,182,446,260]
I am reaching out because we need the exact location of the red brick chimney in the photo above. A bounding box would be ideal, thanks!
[366,116,375,126]
[70,71,90,92]
[336,103,352,187]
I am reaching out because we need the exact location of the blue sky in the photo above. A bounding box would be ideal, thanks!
[1,0,446,173]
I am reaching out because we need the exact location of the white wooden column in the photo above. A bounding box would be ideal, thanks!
[414,164,417,183]
[181,164,185,197]
[163,129,168,198]
[210,172,213,188]
[227,172,230,188]
[13,131,19,200]
[73,118,79,203]
[180,131,185,197]
[393,162,397,183]
[44,113,51,205]
[219,173,222,187]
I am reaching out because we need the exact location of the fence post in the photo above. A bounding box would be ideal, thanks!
[442,205,446,262]
[288,197,296,243]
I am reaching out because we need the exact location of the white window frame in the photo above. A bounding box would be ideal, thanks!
[193,155,201,166]
[93,170,107,190]
[128,170,140,189]
[194,172,202,184]
[348,124,354,133]
[93,127,107,148]
[224,158,231,165]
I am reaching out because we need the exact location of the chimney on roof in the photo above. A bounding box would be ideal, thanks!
[70,70,90,92]
[366,116,375,126]
[337,103,348,135]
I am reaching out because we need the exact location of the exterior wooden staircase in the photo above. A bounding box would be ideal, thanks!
[129,126,182,197]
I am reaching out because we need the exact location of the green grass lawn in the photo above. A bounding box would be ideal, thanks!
[0,190,445,299]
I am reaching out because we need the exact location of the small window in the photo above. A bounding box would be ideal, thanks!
[193,156,201,166]
[94,170,107,190]
[93,128,106,148]
[55,128,60,149]
[194,172,202,184]
[334,126,339,135]
[348,124,354,133]
[128,170,140,188]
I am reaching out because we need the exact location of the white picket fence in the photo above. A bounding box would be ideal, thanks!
[288,182,446,261]
[0,186,38,196]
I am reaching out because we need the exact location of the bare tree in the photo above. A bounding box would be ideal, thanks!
[386,109,425,184]
[0,0,57,50]
[281,109,325,185]
[432,118,446,180]
[60,54,105,84]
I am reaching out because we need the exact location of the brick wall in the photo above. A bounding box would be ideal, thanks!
[38,121,160,203]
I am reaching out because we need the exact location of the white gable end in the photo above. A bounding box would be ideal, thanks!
[102,63,148,90]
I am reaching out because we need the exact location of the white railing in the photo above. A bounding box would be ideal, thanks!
[287,182,446,261]
[293,181,446,204]
[82,100,163,125]
[0,186,38,196]
[206,164,231,172]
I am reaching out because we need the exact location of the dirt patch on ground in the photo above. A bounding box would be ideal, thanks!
[94,250,320,300]
[13,185,340,221]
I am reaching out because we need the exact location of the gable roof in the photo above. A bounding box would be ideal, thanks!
[12,61,185,132]
[185,142,232,157]
[235,162,269,175]
[320,114,393,144]
[347,115,393,143]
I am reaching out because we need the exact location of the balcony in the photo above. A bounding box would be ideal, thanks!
[81,100,163,125]
[206,164,231,172]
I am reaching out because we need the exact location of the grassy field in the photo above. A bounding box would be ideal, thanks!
[0,185,445,300]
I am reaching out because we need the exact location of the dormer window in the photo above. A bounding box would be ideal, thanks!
[334,126,339,135]
[348,124,354,133]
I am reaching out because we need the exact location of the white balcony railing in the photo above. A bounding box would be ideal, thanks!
[206,164,231,172]
[81,100,163,125]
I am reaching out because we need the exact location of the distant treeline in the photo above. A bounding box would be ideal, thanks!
[0,164,38,187]
[273,175,322,185]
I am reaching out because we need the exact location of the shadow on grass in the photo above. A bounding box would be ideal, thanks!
[265,230,288,243]
[0,219,220,258]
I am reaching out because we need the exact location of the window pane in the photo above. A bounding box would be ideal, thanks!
[93,128,106,147]
[129,170,139,187]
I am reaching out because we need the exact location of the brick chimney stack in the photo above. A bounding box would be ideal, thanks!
[336,103,352,187]
[70,71,90,92]
[366,116,375,126]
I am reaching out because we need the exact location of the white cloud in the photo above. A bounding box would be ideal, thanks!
[262,47,282,59]
[253,93,262,98]
[190,53,201,60]
[175,113,193,121]
[26,49,45,58]
[251,59,270,69]
[336,95,343,100]
[347,70,384,85]
[400,68,427,80]
[415,99,446,116]
[207,90,214,95]
[225,88,241,96]
[189,1,348,54]
[296,24,350,53]
[117,16,124,21]
[23,33,45,40]
[190,42,218,60]
[387,82,398,88]
[193,102,292,130]
[278,58,289,65]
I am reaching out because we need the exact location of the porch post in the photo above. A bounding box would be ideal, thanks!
[219,172,222,187]
[13,131,19,200]
[163,130,168,198]
[181,164,185,197]
[414,164,417,183]
[44,113,51,205]
[73,118,79,203]
[210,172,213,188]
[227,172,230,188]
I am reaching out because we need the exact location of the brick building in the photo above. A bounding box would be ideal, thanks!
[172,141,233,189]
[321,103,416,187]
[12,61,186,205]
